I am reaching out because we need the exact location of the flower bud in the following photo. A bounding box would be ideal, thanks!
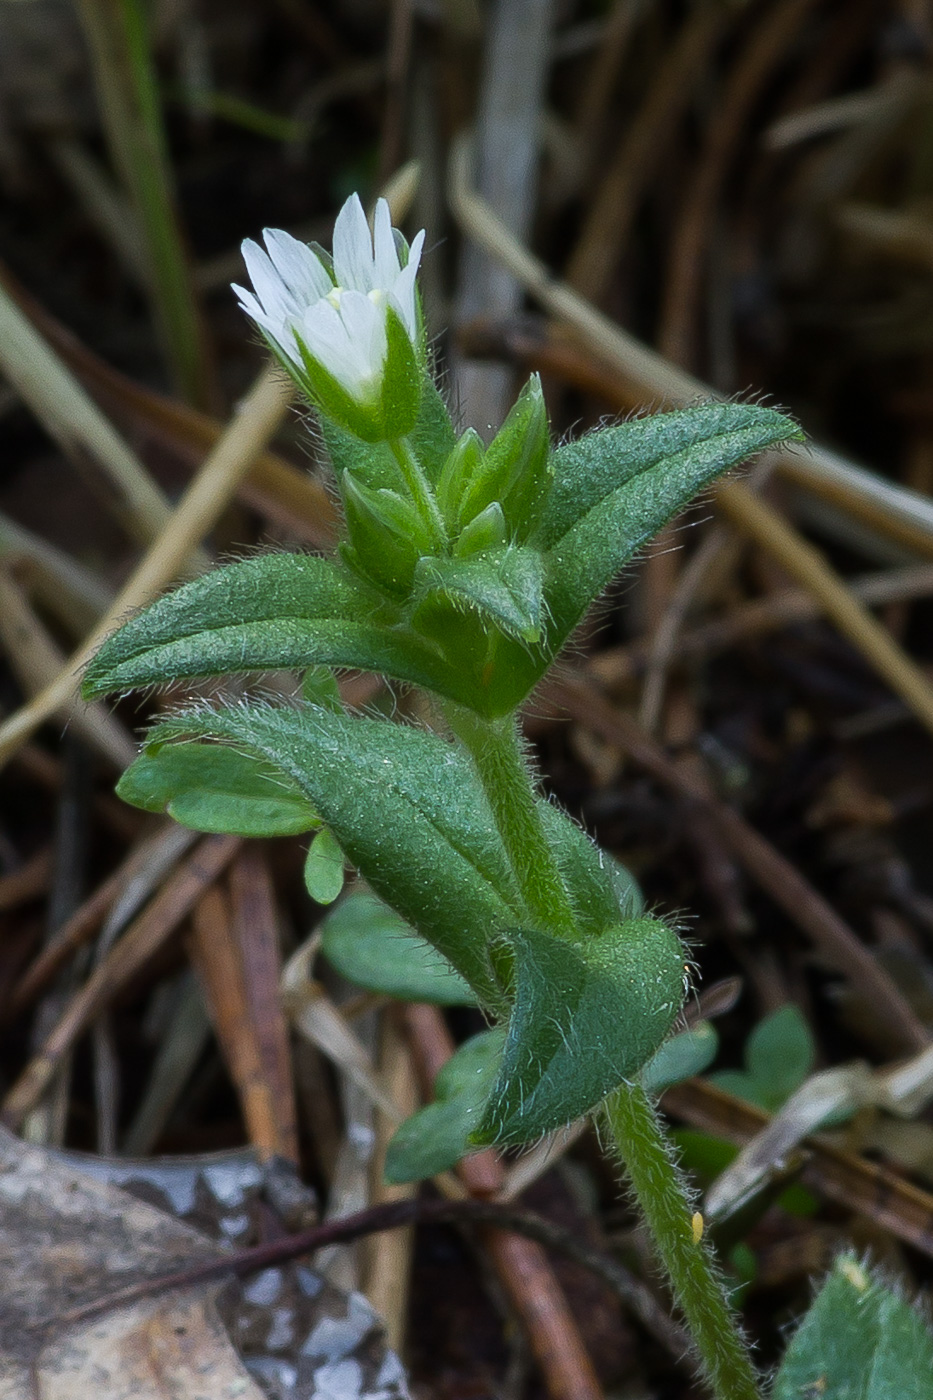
[340,472,433,596]
[233,194,425,442]
[457,375,552,541]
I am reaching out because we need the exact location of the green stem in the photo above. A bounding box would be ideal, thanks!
[605,1082,763,1400]
[446,708,577,937]
[390,438,447,550]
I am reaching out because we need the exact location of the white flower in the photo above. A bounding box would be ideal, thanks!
[233,194,425,409]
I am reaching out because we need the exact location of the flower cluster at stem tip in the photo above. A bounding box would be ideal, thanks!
[234,193,426,442]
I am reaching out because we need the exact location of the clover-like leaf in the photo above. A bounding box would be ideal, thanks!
[474,917,686,1145]
[319,888,476,1005]
[384,1029,503,1183]
[115,740,320,836]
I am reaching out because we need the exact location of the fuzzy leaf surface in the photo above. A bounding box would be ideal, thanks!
[540,405,801,652]
[322,374,455,490]
[475,917,686,1145]
[115,741,320,836]
[134,705,524,1007]
[772,1254,933,1400]
[82,553,463,703]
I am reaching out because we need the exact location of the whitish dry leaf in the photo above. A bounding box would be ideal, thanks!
[0,1125,264,1400]
[0,1129,410,1400]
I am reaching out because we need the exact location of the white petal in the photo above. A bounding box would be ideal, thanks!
[332,193,376,293]
[240,238,293,324]
[371,199,400,286]
[301,292,382,397]
[388,255,421,339]
[263,228,332,304]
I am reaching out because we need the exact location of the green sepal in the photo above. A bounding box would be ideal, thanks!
[473,917,686,1146]
[340,472,431,596]
[412,547,546,646]
[319,888,476,1005]
[379,303,423,440]
[772,1254,933,1400]
[458,375,552,541]
[116,741,321,836]
[133,704,525,1010]
[384,1029,503,1183]
[454,501,508,557]
[436,429,485,530]
[322,374,456,491]
[293,330,385,444]
[303,827,346,904]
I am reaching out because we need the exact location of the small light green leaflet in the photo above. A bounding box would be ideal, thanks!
[131,704,523,1010]
[474,917,686,1146]
[772,1254,933,1400]
[384,1029,503,1183]
[319,889,476,1005]
[116,741,321,836]
[711,1003,814,1112]
[303,828,345,904]
[641,1022,719,1096]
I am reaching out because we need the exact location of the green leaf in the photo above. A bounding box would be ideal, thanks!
[772,1254,933,1400]
[539,404,801,547]
[745,1003,815,1108]
[385,1030,503,1183]
[540,404,801,651]
[341,473,431,595]
[475,917,686,1145]
[116,741,320,836]
[413,547,546,645]
[537,801,642,935]
[135,704,524,1009]
[319,888,476,1005]
[641,1023,719,1096]
[82,553,458,703]
[710,1004,814,1112]
[303,827,345,904]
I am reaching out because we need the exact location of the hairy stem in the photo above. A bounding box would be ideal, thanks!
[605,1082,763,1400]
[390,437,447,549]
[446,708,577,937]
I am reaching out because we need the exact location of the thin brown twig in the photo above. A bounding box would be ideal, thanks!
[565,4,728,302]
[403,1003,606,1400]
[662,1078,933,1261]
[658,0,817,368]
[550,678,931,1055]
[40,1193,691,1364]
[1,835,241,1130]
